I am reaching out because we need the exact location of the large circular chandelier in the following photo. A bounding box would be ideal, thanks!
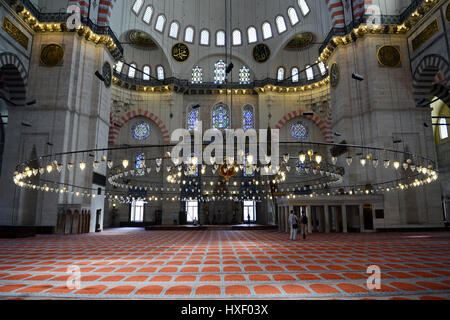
[12,140,439,204]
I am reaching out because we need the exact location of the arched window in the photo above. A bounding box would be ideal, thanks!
[239,66,251,84]
[306,65,314,80]
[169,21,180,39]
[288,7,300,25]
[216,30,225,46]
[440,118,449,140]
[132,121,151,140]
[143,65,150,80]
[155,15,166,32]
[186,105,200,130]
[232,29,242,46]
[291,67,299,82]
[214,60,227,84]
[262,22,273,40]
[157,65,165,80]
[192,66,203,84]
[247,27,258,44]
[128,63,137,78]
[242,104,255,131]
[115,61,124,73]
[318,62,327,75]
[212,103,231,129]
[298,0,310,16]
[200,29,210,45]
[275,16,287,34]
[185,26,194,43]
[135,153,145,176]
[142,6,153,24]
[132,0,144,14]
[277,67,285,81]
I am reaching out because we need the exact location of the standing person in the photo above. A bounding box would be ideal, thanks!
[301,212,308,239]
[288,210,299,241]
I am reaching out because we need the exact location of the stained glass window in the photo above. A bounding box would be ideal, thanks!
[132,121,151,140]
[242,105,255,131]
[214,60,227,84]
[212,103,230,129]
[296,161,306,176]
[185,155,199,177]
[319,62,327,75]
[157,66,165,80]
[239,66,251,84]
[187,106,199,130]
[135,153,145,176]
[192,66,203,84]
[143,65,150,80]
[244,155,255,177]
[290,121,309,140]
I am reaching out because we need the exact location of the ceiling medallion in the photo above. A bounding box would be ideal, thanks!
[102,61,112,88]
[377,45,402,68]
[253,43,271,63]
[171,43,190,62]
[128,30,158,49]
[285,32,315,50]
[330,62,340,88]
[40,44,64,67]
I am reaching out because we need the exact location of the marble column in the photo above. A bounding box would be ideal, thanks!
[341,205,347,233]
[278,207,282,231]
[285,207,289,233]
[359,204,365,233]
[324,205,330,233]
[333,207,339,232]
[306,205,312,234]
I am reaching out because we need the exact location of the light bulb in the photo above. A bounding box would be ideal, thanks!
[360,158,366,167]
[384,160,390,168]
[26,168,32,177]
[372,159,379,168]
[393,161,400,170]
[122,159,129,168]
[67,163,74,171]
[107,160,113,169]
[46,165,53,173]
[247,154,254,165]
[331,156,337,165]
[93,161,100,169]
[299,153,306,163]
[315,154,322,164]
[346,157,353,166]
[403,163,409,170]
[79,162,86,171]
[57,164,63,173]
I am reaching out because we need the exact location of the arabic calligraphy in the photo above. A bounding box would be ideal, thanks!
[172,43,190,62]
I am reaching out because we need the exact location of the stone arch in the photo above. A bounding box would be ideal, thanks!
[412,54,450,106]
[108,109,170,144]
[0,52,28,105]
[274,110,333,142]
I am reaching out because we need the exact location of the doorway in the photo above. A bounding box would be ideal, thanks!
[95,210,102,232]
[363,204,374,230]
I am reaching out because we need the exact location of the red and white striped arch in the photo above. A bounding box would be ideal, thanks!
[68,0,117,26]
[108,109,170,145]
[274,110,333,142]
[325,0,345,29]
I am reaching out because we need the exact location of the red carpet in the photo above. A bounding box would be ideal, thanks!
[0,229,449,299]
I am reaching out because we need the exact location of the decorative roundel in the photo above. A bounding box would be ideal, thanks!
[171,43,190,62]
[102,62,112,88]
[40,44,64,67]
[377,45,402,68]
[290,121,309,141]
[330,62,340,88]
[132,121,151,140]
[253,44,271,63]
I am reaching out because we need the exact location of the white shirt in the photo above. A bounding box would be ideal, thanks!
[288,214,298,227]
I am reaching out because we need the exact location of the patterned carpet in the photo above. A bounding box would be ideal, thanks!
[0,228,449,300]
